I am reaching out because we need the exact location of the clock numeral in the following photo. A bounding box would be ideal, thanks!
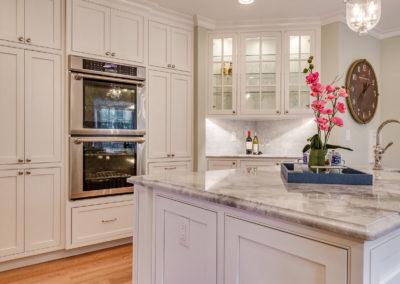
[372,103,375,108]
[351,86,355,92]
[352,74,358,81]
[357,66,361,72]
[353,99,356,105]
[363,64,367,71]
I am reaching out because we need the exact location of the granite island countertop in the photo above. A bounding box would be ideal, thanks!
[206,154,301,159]
[128,166,400,241]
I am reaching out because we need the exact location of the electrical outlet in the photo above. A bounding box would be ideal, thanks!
[178,217,190,248]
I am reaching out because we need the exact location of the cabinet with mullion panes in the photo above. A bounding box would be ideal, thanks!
[210,36,236,114]
[285,33,314,114]
[241,33,280,115]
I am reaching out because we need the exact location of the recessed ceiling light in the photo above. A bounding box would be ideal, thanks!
[238,0,254,5]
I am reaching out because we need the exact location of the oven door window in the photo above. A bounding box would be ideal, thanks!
[83,79,137,130]
[83,141,136,191]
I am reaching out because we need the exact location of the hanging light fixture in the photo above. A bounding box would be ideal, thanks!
[344,0,381,35]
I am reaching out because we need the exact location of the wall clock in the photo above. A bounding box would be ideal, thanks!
[345,59,379,124]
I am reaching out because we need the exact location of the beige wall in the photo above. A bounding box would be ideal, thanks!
[322,22,381,166]
[380,36,400,168]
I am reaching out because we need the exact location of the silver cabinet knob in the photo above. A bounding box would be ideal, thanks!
[172,64,175,68]
[171,154,175,157]
[276,110,280,114]
[111,52,116,57]
[167,64,172,68]
[26,158,31,163]
[105,51,111,56]
[285,110,289,114]
[232,162,236,165]
[18,171,24,176]
[26,171,31,175]
[25,38,31,43]
[18,159,24,163]
[18,36,24,42]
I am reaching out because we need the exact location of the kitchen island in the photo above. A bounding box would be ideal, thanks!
[128,166,400,284]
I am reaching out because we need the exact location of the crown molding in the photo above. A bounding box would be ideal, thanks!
[194,15,216,30]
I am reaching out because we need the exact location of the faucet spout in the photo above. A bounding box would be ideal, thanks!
[374,119,400,170]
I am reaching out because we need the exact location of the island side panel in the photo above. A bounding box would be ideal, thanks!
[133,185,153,284]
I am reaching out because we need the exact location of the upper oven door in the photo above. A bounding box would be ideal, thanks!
[70,72,146,136]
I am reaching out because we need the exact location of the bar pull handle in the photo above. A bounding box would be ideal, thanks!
[102,218,117,223]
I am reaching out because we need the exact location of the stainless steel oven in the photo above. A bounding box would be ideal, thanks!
[69,136,145,200]
[69,55,146,136]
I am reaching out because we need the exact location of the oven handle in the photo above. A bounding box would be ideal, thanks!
[73,72,145,87]
[73,137,146,144]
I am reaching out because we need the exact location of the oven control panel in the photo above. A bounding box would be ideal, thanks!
[83,59,137,76]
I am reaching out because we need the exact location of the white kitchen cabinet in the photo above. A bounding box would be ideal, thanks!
[154,196,217,284]
[110,9,144,63]
[149,21,192,72]
[225,216,348,284]
[71,0,144,63]
[0,170,24,258]
[148,70,192,160]
[148,161,192,175]
[0,0,61,49]
[207,159,237,171]
[25,51,61,164]
[0,46,24,165]
[25,168,61,251]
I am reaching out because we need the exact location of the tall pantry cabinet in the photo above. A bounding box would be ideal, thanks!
[0,0,62,260]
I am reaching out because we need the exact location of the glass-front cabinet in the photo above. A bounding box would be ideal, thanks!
[240,32,281,115]
[209,34,237,115]
[284,31,315,114]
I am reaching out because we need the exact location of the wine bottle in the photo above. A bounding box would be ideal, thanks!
[223,63,227,75]
[252,132,259,155]
[246,131,252,155]
[228,62,233,75]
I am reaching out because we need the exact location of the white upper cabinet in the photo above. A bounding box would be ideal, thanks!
[72,0,111,57]
[284,31,315,115]
[0,0,61,49]
[110,9,144,63]
[24,0,62,49]
[208,34,236,115]
[0,170,24,258]
[149,21,192,72]
[71,0,144,63]
[170,74,192,158]
[25,51,61,164]
[240,32,281,115]
[0,46,24,165]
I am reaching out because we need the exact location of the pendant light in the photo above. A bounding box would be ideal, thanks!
[344,0,381,35]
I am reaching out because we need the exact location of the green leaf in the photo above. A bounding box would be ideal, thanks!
[302,144,311,153]
[325,144,353,151]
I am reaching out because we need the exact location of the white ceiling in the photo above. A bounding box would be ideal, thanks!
[142,0,400,35]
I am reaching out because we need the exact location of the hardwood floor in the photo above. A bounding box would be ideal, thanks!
[0,244,133,284]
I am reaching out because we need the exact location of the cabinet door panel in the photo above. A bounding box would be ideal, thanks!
[170,74,192,158]
[148,70,170,159]
[207,160,237,171]
[171,28,192,72]
[148,21,169,69]
[24,0,61,49]
[110,9,143,63]
[0,0,24,43]
[0,170,24,257]
[25,168,61,251]
[72,0,110,57]
[155,196,217,284]
[148,161,191,175]
[0,46,24,165]
[25,51,61,163]
[225,216,347,284]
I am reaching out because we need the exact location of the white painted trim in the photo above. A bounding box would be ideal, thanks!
[194,15,216,30]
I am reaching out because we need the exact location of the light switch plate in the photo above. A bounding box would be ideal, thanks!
[178,216,190,248]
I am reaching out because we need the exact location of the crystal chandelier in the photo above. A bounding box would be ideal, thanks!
[344,0,381,35]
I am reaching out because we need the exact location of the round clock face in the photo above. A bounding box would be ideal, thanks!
[346,59,379,124]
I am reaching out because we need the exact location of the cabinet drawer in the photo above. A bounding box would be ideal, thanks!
[148,161,191,175]
[207,159,237,170]
[71,201,133,246]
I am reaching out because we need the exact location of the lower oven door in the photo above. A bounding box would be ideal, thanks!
[70,136,145,200]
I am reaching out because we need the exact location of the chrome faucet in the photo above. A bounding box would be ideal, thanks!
[374,119,400,170]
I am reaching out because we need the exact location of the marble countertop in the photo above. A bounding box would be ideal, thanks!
[128,167,400,241]
[206,154,301,159]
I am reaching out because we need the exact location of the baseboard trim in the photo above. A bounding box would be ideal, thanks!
[0,238,132,272]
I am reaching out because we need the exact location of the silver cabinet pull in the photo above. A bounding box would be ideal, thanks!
[276,110,280,114]
[26,38,31,43]
[171,154,175,157]
[73,137,145,144]
[111,52,116,57]
[72,72,145,86]
[26,158,31,163]
[164,167,176,170]
[18,159,24,163]
[18,36,24,42]
[26,171,31,175]
[18,171,24,176]
[105,51,111,56]
[167,64,172,68]
[167,154,171,157]
[102,218,117,223]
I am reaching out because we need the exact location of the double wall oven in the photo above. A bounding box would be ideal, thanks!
[69,56,146,200]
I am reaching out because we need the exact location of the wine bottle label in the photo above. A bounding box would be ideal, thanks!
[253,144,259,153]
[246,142,252,150]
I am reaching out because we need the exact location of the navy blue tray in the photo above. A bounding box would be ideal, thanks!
[281,163,373,185]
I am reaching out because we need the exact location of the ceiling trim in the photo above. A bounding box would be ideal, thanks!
[194,15,217,30]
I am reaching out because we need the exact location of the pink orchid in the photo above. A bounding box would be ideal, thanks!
[330,117,344,127]
[310,92,319,97]
[320,124,330,131]
[338,88,348,98]
[335,102,346,113]
[311,100,327,111]
[315,117,329,125]
[325,85,336,94]
[325,94,337,101]
[310,83,324,94]
[320,108,333,115]
[306,72,319,85]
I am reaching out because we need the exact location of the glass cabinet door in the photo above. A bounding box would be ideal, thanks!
[285,32,315,114]
[209,35,236,115]
[240,32,281,115]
